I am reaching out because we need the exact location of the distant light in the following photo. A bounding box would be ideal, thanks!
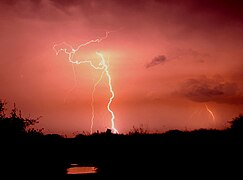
[70,163,78,166]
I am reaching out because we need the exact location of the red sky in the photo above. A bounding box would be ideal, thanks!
[1,0,243,136]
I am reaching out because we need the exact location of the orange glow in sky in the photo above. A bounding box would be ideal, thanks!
[0,0,243,136]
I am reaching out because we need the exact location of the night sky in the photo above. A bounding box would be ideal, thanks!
[0,0,243,136]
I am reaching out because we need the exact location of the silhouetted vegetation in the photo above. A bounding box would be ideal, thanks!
[0,99,242,179]
[0,101,66,177]
[0,100,41,140]
[229,114,243,133]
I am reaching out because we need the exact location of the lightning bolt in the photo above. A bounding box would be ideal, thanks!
[53,32,119,134]
[205,103,215,122]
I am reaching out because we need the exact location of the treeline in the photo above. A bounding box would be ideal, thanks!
[0,100,242,178]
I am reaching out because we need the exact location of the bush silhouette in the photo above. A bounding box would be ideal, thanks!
[229,114,243,139]
[0,100,40,139]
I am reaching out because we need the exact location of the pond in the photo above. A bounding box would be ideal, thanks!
[66,164,97,175]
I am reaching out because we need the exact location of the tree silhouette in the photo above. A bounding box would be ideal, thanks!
[229,115,243,130]
[229,114,243,138]
[0,100,40,139]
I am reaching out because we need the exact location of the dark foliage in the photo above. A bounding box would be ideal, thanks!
[229,114,243,133]
[0,100,40,139]
[0,99,242,179]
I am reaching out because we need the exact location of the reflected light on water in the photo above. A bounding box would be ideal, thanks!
[67,166,97,175]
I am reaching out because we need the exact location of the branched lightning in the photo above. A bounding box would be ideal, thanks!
[205,103,215,122]
[53,32,118,134]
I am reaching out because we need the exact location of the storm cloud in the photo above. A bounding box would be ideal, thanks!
[146,55,167,68]
[2,0,243,28]
[180,75,243,104]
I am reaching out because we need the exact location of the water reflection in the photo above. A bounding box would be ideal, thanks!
[67,164,97,175]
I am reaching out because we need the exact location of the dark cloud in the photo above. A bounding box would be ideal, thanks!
[49,0,243,26]
[1,0,243,26]
[191,0,243,22]
[180,75,243,104]
[146,55,167,68]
